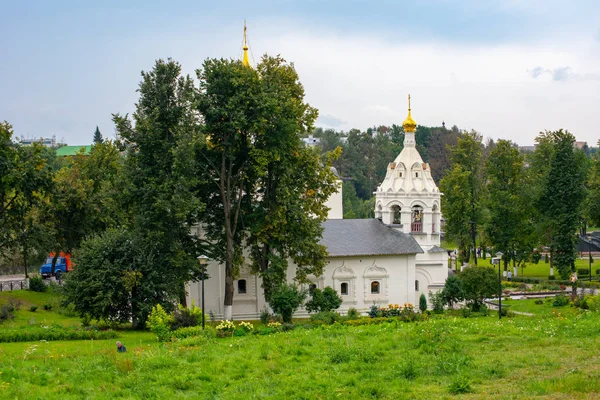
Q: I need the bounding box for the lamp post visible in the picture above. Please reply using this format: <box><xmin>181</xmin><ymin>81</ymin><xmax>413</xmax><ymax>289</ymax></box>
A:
<box><xmin>197</xmin><ymin>255</ymin><xmax>209</xmax><ymax>330</ymax></box>
<box><xmin>588</xmin><ymin>236</ymin><xmax>592</xmax><ymax>282</ymax></box>
<box><xmin>493</xmin><ymin>252</ymin><xmax>503</xmax><ymax>320</ymax></box>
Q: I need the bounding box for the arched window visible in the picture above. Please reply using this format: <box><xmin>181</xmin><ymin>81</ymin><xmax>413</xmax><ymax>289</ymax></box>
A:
<box><xmin>391</xmin><ymin>205</ymin><xmax>402</xmax><ymax>224</ymax></box>
<box><xmin>371</xmin><ymin>281</ymin><xmax>380</xmax><ymax>294</ymax></box>
<box><xmin>415</xmin><ymin>280</ymin><xmax>419</xmax><ymax>291</ymax></box>
<box><xmin>411</xmin><ymin>205</ymin><xmax>423</xmax><ymax>232</ymax></box>
<box><xmin>237</xmin><ymin>279</ymin><xmax>247</xmax><ymax>294</ymax></box>
<box><xmin>309</xmin><ymin>283</ymin><xmax>317</xmax><ymax>295</ymax></box>
<box><xmin>341</xmin><ymin>282</ymin><xmax>349</xmax><ymax>295</ymax></box>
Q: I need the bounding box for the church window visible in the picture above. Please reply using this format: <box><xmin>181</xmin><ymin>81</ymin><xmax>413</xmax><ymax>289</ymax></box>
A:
<box><xmin>415</xmin><ymin>172</ymin><xmax>419</xmax><ymax>178</ymax></box>
<box><xmin>371</xmin><ymin>281</ymin><xmax>380</xmax><ymax>294</ymax></box>
<box><xmin>399</xmin><ymin>171</ymin><xmax>403</xmax><ymax>177</ymax></box>
<box><xmin>415</xmin><ymin>280</ymin><xmax>419</xmax><ymax>291</ymax></box>
<box><xmin>391</xmin><ymin>205</ymin><xmax>401</xmax><ymax>224</ymax></box>
<box><xmin>341</xmin><ymin>282</ymin><xmax>349</xmax><ymax>295</ymax></box>
<box><xmin>237</xmin><ymin>279</ymin><xmax>247</xmax><ymax>294</ymax></box>
<box><xmin>309</xmin><ymin>283</ymin><xmax>317</xmax><ymax>295</ymax></box>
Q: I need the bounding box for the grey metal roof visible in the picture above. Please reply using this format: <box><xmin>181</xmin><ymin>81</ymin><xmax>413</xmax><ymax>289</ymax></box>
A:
<box><xmin>320</xmin><ymin>219</ymin><xmax>423</xmax><ymax>257</ymax></box>
<box><xmin>428</xmin><ymin>245</ymin><xmax>448</xmax><ymax>253</ymax></box>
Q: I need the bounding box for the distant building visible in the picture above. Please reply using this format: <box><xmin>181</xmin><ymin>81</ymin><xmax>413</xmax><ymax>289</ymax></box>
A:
<box><xmin>302</xmin><ymin>134</ymin><xmax>321</xmax><ymax>147</ymax></box>
<box><xmin>19</xmin><ymin>136</ymin><xmax>57</xmax><ymax>147</ymax></box>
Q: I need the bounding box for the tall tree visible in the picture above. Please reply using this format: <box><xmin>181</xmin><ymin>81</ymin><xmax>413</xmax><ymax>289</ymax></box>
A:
<box><xmin>439</xmin><ymin>131</ymin><xmax>484</xmax><ymax>265</ymax></box>
<box><xmin>195</xmin><ymin>58</ymin><xmax>263</xmax><ymax>320</ymax></box>
<box><xmin>538</xmin><ymin>130</ymin><xmax>587</xmax><ymax>280</ymax></box>
<box><xmin>93</xmin><ymin>126</ymin><xmax>103</xmax><ymax>144</ymax></box>
<box><xmin>246</xmin><ymin>55</ymin><xmax>338</xmax><ymax>301</ymax></box>
<box><xmin>484</xmin><ymin>140</ymin><xmax>531</xmax><ymax>272</ymax></box>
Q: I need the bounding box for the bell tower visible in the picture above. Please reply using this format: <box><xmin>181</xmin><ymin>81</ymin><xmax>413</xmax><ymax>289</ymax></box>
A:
<box><xmin>374</xmin><ymin>95</ymin><xmax>442</xmax><ymax>250</ymax></box>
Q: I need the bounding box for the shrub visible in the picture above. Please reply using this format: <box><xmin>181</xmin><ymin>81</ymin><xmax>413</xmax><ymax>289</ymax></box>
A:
<box><xmin>548</xmin><ymin>275</ymin><xmax>555</xmax><ymax>280</ymax></box>
<box><xmin>215</xmin><ymin>320</ymin><xmax>236</xmax><ymax>337</ymax></box>
<box><xmin>577</xmin><ymin>268</ymin><xmax>590</xmax><ymax>277</ymax></box>
<box><xmin>441</xmin><ymin>275</ymin><xmax>464</xmax><ymax>308</ymax></box>
<box><xmin>588</xmin><ymin>294</ymin><xmax>600</xmax><ymax>312</ymax></box>
<box><xmin>544</xmin><ymin>253</ymin><xmax>549</xmax><ymax>263</ymax></box>
<box><xmin>310</xmin><ymin>311</ymin><xmax>341</xmax><ymax>325</ymax></box>
<box><xmin>29</xmin><ymin>306</ymin><xmax>38</xmax><ymax>312</ymax></box>
<box><xmin>146</xmin><ymin>304</ymin><xmax>173</xmax><ymax>342</ymax></box>
<box><xmin>171</xmin><ymin>326</ymin><xmax>214</xmax><ymax>340</ymax></box>
<box><xmin>419</xmin><ymin>293</ymin><xmax>428</xmax><ymax>312</ymax></box>
<box><xmin>0</xmin><ymin>326</ymin><xmax>117</xmax><ymax>343</ymax></box>
<box><xmin>268</xmin><ymin>284</ymin><xmax>307</xmax><ymax>323</ymax></box>
<box><xmin>170</xmin><ymin>302</ymin><xmax>206</xmax><ymax>330</ymax></box>
<box><xmin>0</xmin><ymin>304</ymin><xmax>16</xmax><ymax>323</ymax></box>
<box><xmin>596</xmin><ymin>268</ymin><xmax>600</xmax><ymax>276</ymax></box>
<box><xmin>430</xmin><ymin>291</ymin><xmax>445</xmax><ymax>313</ymax></box>
<box><xmin>28</xmin><ymin>275</ymin><xmax>47</xmax><ymax>292</ymax></box>
<box><xmin>43</xmin><ymin>304</ymin><xmax>53</xmax><ymax>311</ymax></box>
<box><xmin>552</xmin><ymin>294</ymin><xmax>570</xmax><ymax>307</ymax></box>
<box><xmin>305</xmin><ymin>287</ymin><xmax>342</xmax><ymax>313</ymax></box>
<box><xmin>534</xmin><ymin>299</ymin><xmax>544</xmax><ymax>305</ymax></box>
<box><xmin>259</xmin><ymin>307</ymin><xmax>271</xmax><ymax>325</ymax></box>
<box><xmin>460</xmin><ymin>266</ymin><xmax>497</xmax><ymax>310</ymax></box>
<box><xmin>368</xmin><ymin>304</ymin><xmax>379</xmax><ymax>318</ymax></box>
<box><xmin>346</xmin><ymin>307</ymin><xmax>360</xmax><ymax>319</ymax></box>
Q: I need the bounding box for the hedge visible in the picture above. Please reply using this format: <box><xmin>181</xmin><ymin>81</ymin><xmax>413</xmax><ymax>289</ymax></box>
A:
<box><xmin>0</xmin><ymin>326</ymin><xmax>118</xmax><ymax>343</ymax></box>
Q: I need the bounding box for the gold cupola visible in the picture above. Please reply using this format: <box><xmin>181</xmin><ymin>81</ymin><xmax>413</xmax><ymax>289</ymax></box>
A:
<box><xmin>242</xmin><ymin>20</ymin><xmax>250</xmax><ymax>67</ymax></box>
<box><xmin>402</xmin><ymin>94</ymin><xmax>417</xmax><ymax>133</ymax></box>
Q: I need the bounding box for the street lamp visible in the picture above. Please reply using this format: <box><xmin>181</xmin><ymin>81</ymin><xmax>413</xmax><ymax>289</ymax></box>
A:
<box><xmin>588</xmin><ymin>236</ymin><xmax>592</xmax><ymax>282</ymax></box>
<box><xmin>197</xmin><ymin>255</ymin><xmax>209</xmax><ymax>330</ymax></box>
<box><xmin>492</xmin><ymin>252</ymin><xmax>503</xmax><ymax>320</ymax></box>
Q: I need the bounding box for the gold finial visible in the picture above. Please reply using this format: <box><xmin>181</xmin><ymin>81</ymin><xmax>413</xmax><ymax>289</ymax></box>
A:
<box><xmin>402</xmin><ymin>94</ymin><xmax>417</xmax><ymax>133</ymax></box>
<box><xmin>242</xmin><ymin>20</ymin><xmax>250</xmax><ymax>67</ymax></box>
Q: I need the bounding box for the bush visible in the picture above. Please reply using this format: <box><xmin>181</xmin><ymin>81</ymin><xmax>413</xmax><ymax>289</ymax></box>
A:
<box><xmin>29</xmin><ymin>306</ymin><xmax>38</xmax><ymax>312</ymax></box>
<box><xmin>577</xmin><ymin>268</ymin><xmax>590</xmax><ymax>277</ymax></box>
<box><xmin>552</xmin><ymin>294</ymin><xmax>571</xmax><ymax>307</ymax></box>
<box><xmin>596</xmin><ymin>268</ymin><xmax>600</xmax><ymax>276</ymax></box>
<box><xmin>588</xmin><ymin>294</ymin><xmax>600</xmax><ymax>312</ymax></box>
<box><xmin>449</xmin><ymin>375</ymin><xmax>472</xmax><ymax>395</ymax></box>
<box><xmin>43</xmin><ymin>304</ymin><xmax>53</xmax><ymax>311</ymax></box>
<box><xmin>430</xmin><ymin>291</ymin><xmax>445</xmax><ymax>313</ymax></box>
<box><xmin>269</xmin><ymin>284</ymin><xmax>307</xmax><ymax>323</ymax></box>
<box><xmin>544</xmin><ymin>253</ymin><xmax>549</xmax><ymax>263</ymax></box>
<box><xmin>441</xmin><ymin>275</ymin><xmax>465</xmax><ymax>308</ymax></box>
<box><xmin>548</xmin><ymin>275</ymin><xmax>555</xmax><ymax>280</ymax></box>
<box><xmin>346</xmin><ymin>307</ymin><xmax>360</xmax><ymax>319</ymax></box>
<box><xmin>310</xmin><ymin>311</ymin><xmax>341</xmax><ymax>325</ymax></box>
<box><xmin>28</xmin><ymin>275</ymin><xmax>47</xmax><ymax>292</ymax></box>
<box><xmin>215</xmin><ymin>320</ymin><xmax>236</xmax><ymax>337</ymax></box>
<box><xmin>534</xmin><ymin>299</ymin><xmax>544</xmax><ymax>305</ymax></box>
<box><xmin>146</xmin><ymin>304</ymin><xmax>172</xmax><ymax>342</ymax></box>
<box><xmin>170</xmin><ymin>302</ymin><xmax>206</xmax><ymax>330</ymax></box>
<box><xmin>0</xmin><ymin>304</ymin><xmax>16</xmax><ymax>323</ymax></box>
<box><xmin>0</xmin><ymin>325</ymin><xmax>118</xmax><ymax>343</ymax></box>
<box><xmin>305</xmin><ymin>287</ymin><xmax>342</xmax><ymax>313</ymax></box>
<box><xmin>259</xmin><ymin>307</ymin><xmax>271</xmax><ymax>325</ymax></box>
<box><xmin>460</xmin><ymin>266</ymin><xmax>497</xmax><ymax>310</ymax></box>
<box><xmin>419</xmin><ymin>293</ymin><xmax>428</xmax><ymax>312</ymax></box>
<box><xmin>171</xmin><ymin>326</ymin><xmax>214</xmax><ymax>340</ymax></box>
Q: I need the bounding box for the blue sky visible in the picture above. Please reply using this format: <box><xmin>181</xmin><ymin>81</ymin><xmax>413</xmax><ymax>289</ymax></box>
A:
<box><xmin>2</xmin><ymin>0</ymin><xmax>600</xmax><ymax>145</ymax></box>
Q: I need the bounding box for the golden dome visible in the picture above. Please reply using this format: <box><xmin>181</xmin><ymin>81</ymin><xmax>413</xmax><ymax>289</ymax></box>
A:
<box><xmin>402</xmin><ymin>94</ymin><xmax>417</xmax><ymax>133</ymax></box>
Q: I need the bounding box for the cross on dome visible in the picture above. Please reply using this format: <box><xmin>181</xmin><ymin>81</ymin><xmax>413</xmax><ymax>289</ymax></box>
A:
<box><xmin>402</xmin><ymin>94</ymin><xmax>417</xmax><ymax>133</ymax></box>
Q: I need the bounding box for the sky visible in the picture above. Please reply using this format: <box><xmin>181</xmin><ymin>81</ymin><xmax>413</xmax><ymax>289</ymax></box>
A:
<box><xmin>1</xmin><ymin>0</ymin><xmax>600</xmax><ymax>146</ymax></box>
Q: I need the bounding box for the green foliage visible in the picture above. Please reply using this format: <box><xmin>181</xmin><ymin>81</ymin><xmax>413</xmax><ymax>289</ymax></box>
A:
<box><xmin>28</xmin><ymin>275</ymin><xmax>47</xmax><ymax>292</ymax></box>
<box><xmin>577</xmin><ymin>268</ymin><xmax>590</xmax><ymax>276</ymax></box>
<box><xmin>0</xmin><ymin>325</ymin><xmax>117</xmax><ymax>343</ymax></box>
<box><xmin>309</xmin><ymin>311</ymin><xmax>342</xmax><ymax>325</ymax></box>
<box><xmin>552</xmin><ymin>294</ymin><xmax>571</xmax><ymax>307</ymax></box>
<box><xmin>92</xmin><ymin>126</ymin><xmax>103</xmax><ymax>145</ymax></box>
<box><xmin>545</xmin><ymin>253</ymin><xmax>549</xmax><ymax>263</ymax></box>
<box><xmin>29</xmin><ymin>305</ymin><xmax>38</xmax><ymax>312</ymax></box>
<box><xmin>439</xmin><ymin>131</ymin><xmax>484</xmax><ymax>265</ymax></box>
<box><xmin>448</xmin><ymin>375</ymin><xmax>473</xmax><ymax>395</ymax></box>
<box><xmin>430</xmin><ymin>291</ymin><xmax>445</xmax><ymax>313</ymax></box>
<box><xmin>0</xmin><ymin>301</ymin><xmax>18</xmax><ymax>322</ymax></box>
<box><xmin>460</xmin><ymin>266</ymin><xmax>497</xmax><ymax>310</ymax></box>
<box><xmin>441</xmin><ymin>275</ymin><xmax>464</xmax><ymax>308</ymax></box>
<box><xmin>268</xmin><ymin>284</ymin><xmax>307</xmax><ymax>323</ymax></box>
<box><xmin>548</xmin><ymin>275</ymin><xmax>555</xmax><ymax>280</ymax></box>
<box><xmin>146</xmin><ymin>304</ymin><xmax>173</xmax><ymax>342</ymax></box>
<box><xmin>346</xmin><ymin>307</ymin><xmax>360</xmax><ymax>319</ymax></box>
<box><xmin>305</xmin><ymin>286</ymin><xmax>343</xmax><ymax>313</ymax></box>
<box><xmin>419</xmin><ymin>293</ymin><xmax>428</xmax><ymax>312</ymax></box>
<box><xmin>43</xmin><ymin>303</ymin><xmax>52</xmax><ymax>311</ymax></box>
<box><xmin>588</xmin><ymin>294</ymin><xmax>600</xmax><ymax>312</ymax></box>
<box><xmin>170</xmin><ymin>302</ymin><xmax>205</xmax><ymax>330</ymax></box>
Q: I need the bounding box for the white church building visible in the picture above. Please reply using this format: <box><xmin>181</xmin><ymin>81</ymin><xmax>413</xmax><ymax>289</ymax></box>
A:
<box><xmin>186</xmin><ymin>98</ymin><xmax>448</xmax><ymax>319</ymax></box>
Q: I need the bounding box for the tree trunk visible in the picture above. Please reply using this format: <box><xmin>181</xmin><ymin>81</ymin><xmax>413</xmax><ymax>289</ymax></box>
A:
<box><xmin>50</xmin><ymin>253</ymin><xmax>58</xmax><ymax>277</ymax></box>
<box><xmin>470</xmin><ymin>223</ymin><xmax>477</xmax><ymax>266</ymax></box>
<box><xmin>223</xmin><ymin>235</ymin><xmax>234</xmax><ymax>321</ymax></box>
<box><xmin>23</xmin><ymin>242</ymin><xmax>29</xmax><ymax>279</ymax></box>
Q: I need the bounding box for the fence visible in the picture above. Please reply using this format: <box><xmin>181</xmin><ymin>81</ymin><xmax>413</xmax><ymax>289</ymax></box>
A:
<box><xmin>0</xmin><ymin>279</ymin><xmax>28</xmax><ymax>291</ymax></box>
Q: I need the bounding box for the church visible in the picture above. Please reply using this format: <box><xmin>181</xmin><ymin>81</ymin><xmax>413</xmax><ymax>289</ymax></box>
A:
<box><xmin>186</xmin><ymin>99</ymin><xmax>449</xmax><ymax>319</ymax></box>
<box><xmin>185</xmin><ymin>25</ymin><xmax>448</xmax><ymax>319</ymax></box>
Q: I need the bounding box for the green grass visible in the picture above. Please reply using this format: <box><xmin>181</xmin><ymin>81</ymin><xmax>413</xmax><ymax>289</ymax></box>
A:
<box><xmin>0</xmin><ymin>290</ymin><xmax>80</xmax><ymax>328</ymax></box>
<box><xmin>477</xmin><ymin>258</ymin><xmax>598</xmax><ymax>279</ymax></box>
<box><xmin>2</xmin><ymin>300</ymin><xmax>600</xmax><ymax>398</ymax></box>
<box><xmin>501</xmin><ymin>298</ymin><xmax>580</xmax><ymax>317</ymax></box>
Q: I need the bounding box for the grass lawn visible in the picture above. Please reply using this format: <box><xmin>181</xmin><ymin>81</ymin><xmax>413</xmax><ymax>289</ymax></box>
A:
<box><xmin>0</xmin><ymin>290</ymin><xmax>80</xmax><ymax>328</ymax></box>
<box><xmin>2</xmin><ymin>291</ymin><xmax>600</xmax><ymax>398</ymax></box>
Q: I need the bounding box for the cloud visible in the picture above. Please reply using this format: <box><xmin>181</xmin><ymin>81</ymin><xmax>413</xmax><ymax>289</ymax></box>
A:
<box><xmin>317</xmin><ymin>114</ymin><xmax>345</xmax><ymax>128</ymax></box>
<box><xmin>528</xmin><ymin>66</ymin><xmax>600</xmax><ymax>82</ymax></box>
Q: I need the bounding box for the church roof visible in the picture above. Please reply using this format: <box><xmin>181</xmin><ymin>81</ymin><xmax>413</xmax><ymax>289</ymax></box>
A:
<box><xmin>320</xmin><ymin>219</ymin><xmax>423</xmax><ymax>257</ymax></box>
<box><xmin>428</xmin><ymin>245</ymin><xmax>447</xmax><ymax>253</ymax></box>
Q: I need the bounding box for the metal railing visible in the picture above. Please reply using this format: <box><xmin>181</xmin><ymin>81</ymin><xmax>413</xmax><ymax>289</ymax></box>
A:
<box><xmin>0</xmin><ymin>279</ymin><xmax>27</xmax><ymax>291</ymax></box>
<box><xmin>411</xmin><ymin>222</ymin><xmax>423</xmax><ymax>232</ymax></box>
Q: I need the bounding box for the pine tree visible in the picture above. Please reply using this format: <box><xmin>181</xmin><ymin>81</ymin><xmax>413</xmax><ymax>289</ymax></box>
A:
<box><xmin>93</xmin><ymin>126</ymin><xmax>103</xmax><ymax>144</ymax></box>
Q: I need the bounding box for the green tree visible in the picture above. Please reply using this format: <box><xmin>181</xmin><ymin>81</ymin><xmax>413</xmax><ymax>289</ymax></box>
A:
<box><xmin>440</xmin><ymin>131</ymin><xmax>484</xmax><ymax>265</ymax></box>
<box><xmin>484</xmin><ymin>140</ymin><xmax>532</xmax><ymax>273</ymax></box>
<box><xmin>459</xmin><ymin>266</ymin><xmax>497</xmax><ymax>310</ymax></box>
<box><xmin>269</xmin><ymin>283</ymin><xmax>307</xmax><ymax>323</ymax></box>
<box><xmin>93</xmin><ymin>126</ymin><xmax>103</xmax><ymax>145</ymax></box>
<box><xmin>305</xmin><ymin>287</ymin><xmax>343</xmax><ymax>313</ymax></box>
<box><xmin>441</xmin><ymin>275</ymin><xmax>465</xmax><ymax>308</ymax></box>
<box><xmin>538</xmin><ymin>130</ymin><xmax>587</xmax><ymax>280</ymax></box>
<box><xmin>246</xmin><ymin>55</ymin><xmax>338</xmax><ymax>302</ymax></box>
<box><xmin>195</xmin><ymin>58</ymin><xmax>262</xmax><ymax>320</ymax></box>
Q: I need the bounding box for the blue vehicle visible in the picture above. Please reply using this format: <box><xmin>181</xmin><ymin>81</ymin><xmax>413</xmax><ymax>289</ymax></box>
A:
<box><xmin>39</xmin><ymin>253</ymin><xmax>72</xmax><ymax>279</ymax></box>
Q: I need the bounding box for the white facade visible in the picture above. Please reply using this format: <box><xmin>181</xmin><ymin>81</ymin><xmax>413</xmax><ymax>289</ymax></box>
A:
<box><xmin>187</xmin><ymin>101</ymin><xmax>448</xmax><ymax>319</ymax></box>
